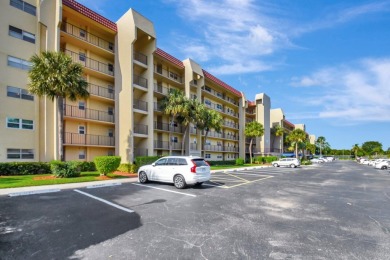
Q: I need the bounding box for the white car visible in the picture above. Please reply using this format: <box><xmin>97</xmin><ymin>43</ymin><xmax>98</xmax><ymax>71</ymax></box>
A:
<box><xmin>375</xmin><ymin>160</ymin><xmax>389</xmax><ymax>170</ymax></box>
<box><xmin>272</xmin><ymin>158</ymin><xmax>300</xmax><ymax>168</ymax></box>
<box><xmin>137</xmin><ymin>156</ymin><xmax>211</xmax><ymax>189</ymax></box>
<box><xmin>310</xmin><ymin>158</ymin><xmax>324</xmax><ymax>164</ymax></box>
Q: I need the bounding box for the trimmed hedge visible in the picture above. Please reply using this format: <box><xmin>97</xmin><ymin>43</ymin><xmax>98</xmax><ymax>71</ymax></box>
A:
<box><xmin>94</xmin><ymin>156</ymin><xmax>121</xmax><ymax>175</ymax></box>
<box><xmin>75</xmin><ymin>161</ymin><xmax>96</xmax><ymax>172</ymax></box>
<box><xmin>235</xmin><ymin>158</ymin><xmax>245</xmax><ymax>166</ymax></box>
<box><xmin>117</xmin><ymin>163</ymin><xmax>138</xmax><ymax>173</ymax></box>
<box><xmin>0</xmin><ymin>162</ymin><xmax>51</xmax><ymax>176</ymax></box>
<box><xmin>50</xmin><ymin>161</ymin><xmax>81</xmax><ymax>178</ymax></box>
<box><xmin>206</xmin><ymin>160</ymin><xmax>236</xmax><ymax>166</ymax></box>
<box><xmin>135</xmin><ymin>156</ymin><xmax>161</xmax><ymax>167</ymax></box>
<box><xmin>253</xmin><ymin>156</ymin><xmax>278</xmax><ymax>164</ymax></box>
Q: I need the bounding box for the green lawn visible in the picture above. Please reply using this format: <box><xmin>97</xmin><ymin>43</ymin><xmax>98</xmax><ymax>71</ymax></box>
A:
<box><xmin>0</xmin><ymin>172</ymin><xmax>131</xmax><ymax>189</ymax></box>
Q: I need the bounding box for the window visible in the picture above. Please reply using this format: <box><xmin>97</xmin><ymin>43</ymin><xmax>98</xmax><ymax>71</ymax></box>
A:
<box><xmin>217</xmin><ymin>155</ymin><xmax>223</xmax><ymax>159</ymax></box>
<box><xmin>7</xmin><ymin>86</ymin><xmax>34</xmax><ymax>101</ymax></box>
<box><xmin>108</xmin><ymin>42</ymin><xmax>114</xmax><ymax>51</ymax></box>
<box><xmin>205</xmin><ymin>99</ymin><xmax>211</xmax><ymax>106</ymax></box>
<box><xmin>78</xmin><ymin>101</ymin><xmax>85</xmax><ymax>110</ymax></box>
<box><xmin>9</xmin><ymin>26</ymin><xmax>35</xmax><ymax>43</ymax></box>
<box><xmin>7</xmin><ymin>117</ymin><xmax>33</xmax><ymax>130</ymax></box>
<box><xmin>79</xmin><ymin>29</ymin><xmax>86</xmax><ymax>38</ymax></box>
<box><xmin>79</xmin><ymin>150</ymin><xmax>86</xmax><ymax>159</ymax></box>
<box><xmin>177</xmin><ymin>158</ymin><xmax>187</xmax><ymax>165</ymax></box>
<box><xmin>108</xmin><ymin>107</ymin><xmax>114</xmax><ymax>115</ymax></box>
<box><xmin>205</xmin><ymin>154</ymin><xmax>211</xmax><ymax>159</ymax></box>
<box><xmin>216</xmin><ymin>92</ymin><xmax>222</xmax><ymax>98</ymax></box>
<box><xmin>108</xmin><ymin>64</ymin><xmax>114</xmax><ymax>73</ymax></box>
<box><xmin>216</xmin><ymin>104</ymin><xmax>222</xmax><ymax>111</ymax></box>
<box><xmin>8</xmin><ymin>56</ymin><xmax>31</xmax><ymax>70</ymax></box>
<box><xmin>169</xmin><ymin>71</ymin><xmax>178</xmax><ymax>80</ymax></box>
<box><xmin>205</xmin><ymin>86</ymin><xmax>211</xmax><ymax>92</ymax></box>
<box><xmin>7</xmin><ymin>148</ymin><xmax>34</xmax><ymax>159</ymax></box>
<box><xmin>79</xmin><ymin>52</ymin><xmax>86</xmax><ymax>62</ymax></box>
<box><xmin>108</xmin><ymin>85</ymin><xmax>114</xmax><ymax>94</ymax></box>
<box><xmin>172</xmin><ymin>136</ymin><xmax>178</xmax><ymax>143</ymax></box>
<box><xmin>108</xmin><ymin>129</ymin><xmax>114</xmax><ymax>137</ymax></box>
<box><xmin>155</xmin><ymin>158</ymin><xmax>168</xmax><ymax>166</ymax></box>
<box><xmin>78</xmin><ymin>126</ymin><xmax>85</xmax><ymax>135</ymax></box>
<box><xmin>10</xmin><ymin>0</ymin><xmax>36</xmax><ymax>16</ymax></box>
<box><xmin>156</xmin><ymin>64</ymin><xmax>162</xmax><ymax>74</ymax></box>
<box><xmin>167</xmin><ymin>158</ymin><xmax>178</xmax><ymax>165</ymax></box>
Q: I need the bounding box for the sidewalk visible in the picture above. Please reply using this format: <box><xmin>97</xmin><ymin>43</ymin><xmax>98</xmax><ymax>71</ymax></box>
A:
<box><xmin>0</xmin><ymin>165</ymin><xmax>271</xmax><ymax>196</ymax></box>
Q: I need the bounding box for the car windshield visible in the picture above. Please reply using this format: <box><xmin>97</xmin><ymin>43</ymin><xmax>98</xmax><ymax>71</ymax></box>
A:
<box><xmin>192</xmin><ymin>159</ymin><xmax>208</xmax><ymax>167</ymax></box>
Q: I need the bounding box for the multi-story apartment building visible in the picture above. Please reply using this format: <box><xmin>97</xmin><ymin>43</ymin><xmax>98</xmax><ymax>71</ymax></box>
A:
<box><xmin>0</xmin><ymin>0</ymin><xmax>313</xmax><ymax>163</ymax></box>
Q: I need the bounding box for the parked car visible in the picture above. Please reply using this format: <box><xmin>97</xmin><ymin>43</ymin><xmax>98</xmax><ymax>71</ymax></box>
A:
<box><xmin>310</xmin><ymin>158</ymin><xmax>324</xmax><ymax>164</ymax></box>
<box><xmin>272</xmin><ymin>158</ymin><xmax>300</xmax><ymax>168</ymax></box>
<box><xmin>137</xmin><ymin>156</ymin><xmax>211</xmax><ymax>189</ymax></box>
<box><xmin>374</xmin><ymin>160</ymin><xmax>389</xmax><ymax>170</ymax></box>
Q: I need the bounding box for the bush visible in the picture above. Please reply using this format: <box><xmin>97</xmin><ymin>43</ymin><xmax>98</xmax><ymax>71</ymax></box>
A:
<box><xmin>135</xmin><ymin>156</ymin><xmax>160</xmax><ymax>167</ymax></box>
<box><xmin>235</xmin><ymin>158</ymin><xmax>245</xmax><ymax>166</ymax></box>
<box><xmin>117</xmin><ymin>163</ymin><xmax>138</xmax><ymax>173</ymax></box>
<box><xmin>0</xmin><ymin>162</ymin><xmax>51</xmax><ymax>176</ymax></box>
<box><xmin>94</xmin><ymin>156</ymin><xmax>121</xmax><ymax>175</ymax></box>
<box><xmin>75</xmin><ymin>161</ymin><xmax>96</xmax><ymax>172</ymax></box>
<box><xmin>301</xmin><ymin>160</ymin><xmax>312</xmax><ymax>165</ymax></box>
<box><xmin>265</xmin><ymin>156</ymin><xmax>278</xmax><ymax>163</ymax></box>
<box><xmin>206</xmin><ymin>160</ymin><xmax>236</xmax><ymax>166</ymax></box>
<box><xmin>50</xmin><ymin>161</ymin><xmax>81</xmax><ymax>178</ymax></box>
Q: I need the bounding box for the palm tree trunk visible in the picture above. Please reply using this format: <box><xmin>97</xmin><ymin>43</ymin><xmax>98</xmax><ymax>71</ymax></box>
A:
<box><xmin>203</xmin><ymin>130</ymin><xmax>209</xmax><ymax>158</ymax></box>
<box><xmin>57</xmin><ymin>96</ymin><xmax>64</xmax><ymax>161</ymax></box>
<box><xmin>181</xmin><ymin>126</ymin><xmax>188</xmax><ymax>155</ymax></box>
<box><xmin>295</xmin><ymin>143</ymin><xmax>298</xmax><ymax>159</ymax></box>
<box><xmin>249</xmin><ymin>138</ymin><xmax>253</xmax><ymax>164</ymax></box>
<box><xmin>169</xmin><ymin>115</ymin><xmax>173</xmax><ymax>155</ymax></box>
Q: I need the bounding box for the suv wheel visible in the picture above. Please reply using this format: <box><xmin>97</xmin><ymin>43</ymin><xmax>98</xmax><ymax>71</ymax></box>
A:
<box><xmin>174</xmin><ymin>174</ymin><xmax>186</xmax><ymax>189</ymax></box>
<box><xmin>381</xmin><ymin>166</ymin><xmax>388</xmax><ymax>170</ymax></box>
<box><xmin>273</xmin><ymin>163</ymin><xmax>279</xmax><ymax>167</ymax></box>
<box><xmin>290</xmin><ymin>164</ymin><xmax>297</xmax><ymax>168</ymax></box>
<box><xmin>139</xmin><ymin>171</ymin><xmax>148</xmax><ymax>183</ymax></box>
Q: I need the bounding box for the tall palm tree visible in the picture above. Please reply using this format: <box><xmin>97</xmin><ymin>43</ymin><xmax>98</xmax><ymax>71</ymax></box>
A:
<box><xmin>161</xmin><ymin>89</ymin><xmax>186</xmax><ymax>155</ymax></box>
<box><xmin>245</xmin><ymin>121</ymin><xmax>264</xmax><ymax>164</ymax></box>
<box><xmin>177</xmin><ymin>98</ymin><xmax>199</xmax><ymax>155</ymax></box>
<box><xmin>28</xmin><ymin>51</ymin><xmax>89</xmax><ymax>161</ymax></box>
<box><xmin>351</xmin><ymin>144</ymin><xmax>360</xmax><ymax>158</ymax></box>
<box><xmin>271</xmin><ymin>125</ymin><xmax>284</xmax><ymax>153</ymax></box>
<box><xmin>316</xmin><ymin>136</ymin><xmax>329</xmax><ymax>156</ymax></box>
<box><xmin>287</xmin><ymin>129</ymin><xmax>307</xmax><ymax>159</ymax></box>
<box><xmin>195</xmin><ymin>107</ymin><xmax>223</xmax><ymax>158</ymax></box>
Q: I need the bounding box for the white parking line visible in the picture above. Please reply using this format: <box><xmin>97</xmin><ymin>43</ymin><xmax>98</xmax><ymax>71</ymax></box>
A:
<box><xmin>132</xmin><ymin>183</ymin><xmax>197</xmax><ymax>197</ymax></box>
<box><xmin>202</xmin><ymin>183</ymin><xmax>226</xmax><ymax>188</ymax></box>
<box><xmin>74</xmin><ymin>189</ymin><xmax>134</xmax><ymax>213</ymax></box>
<box><xmin>8</xmin><ymin>189</ymin><xmax>61</xmax><ymax>197</ymax></box>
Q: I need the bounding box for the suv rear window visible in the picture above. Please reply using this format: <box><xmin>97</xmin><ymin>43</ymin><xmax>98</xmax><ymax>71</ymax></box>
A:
<box><xmin>192</xmin><ymin>159</ymin><xmax>208</xmax><ymax>166</ymax></box>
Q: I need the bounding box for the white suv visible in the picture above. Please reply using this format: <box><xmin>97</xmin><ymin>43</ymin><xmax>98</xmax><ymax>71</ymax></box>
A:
<box><xmin>272</xmin><ymin>158</ymin><xmax>300</xmax><ymax>168</ymax></box>
<box><xmin>138</xmin><ymin>156</ymin><xmax>211</xmax><ymax>189</ymax></box>
<box><xmin>374</xmin><ymin>160</ymin><xmax>389</xmax><ymax>170</ymax></box>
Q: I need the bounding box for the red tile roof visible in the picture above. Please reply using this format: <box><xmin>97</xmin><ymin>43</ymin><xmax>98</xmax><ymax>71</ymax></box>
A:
<box><xmin>203</xmin><ymin>70</ymin><xmax>241</xmax><ymax>97</ymax></box>
<box><xmin>63</xmin><ymin>0</ymin><xmax>117</xmax><ymax>32</ymax></box>
<box><xmin>154</xmin><ymin>48</ymin><xmax>184</xmax><ymax>69</ymax></box>
<box><xmin>247</xmin><ymin>101</ymin><xmax>255</xmax><ymax>106</ymax></box>
<box><xmin>283</xmin><ymin>119</ymin><xmax>295</xmax><ymax>128</ymax></box>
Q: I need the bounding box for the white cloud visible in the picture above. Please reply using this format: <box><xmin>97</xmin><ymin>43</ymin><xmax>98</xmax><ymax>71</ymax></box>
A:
<box><xmin>291</xmin><ymin>58</ymin><xmax>390</xmax><ymax>122</ymax></box>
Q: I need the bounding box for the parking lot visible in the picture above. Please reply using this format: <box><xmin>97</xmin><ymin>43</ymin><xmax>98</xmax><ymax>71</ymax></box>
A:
<box><xmin>1</xmin><ymin>161</ymin><xmax>390</xmax><ymax>259</ymax></box>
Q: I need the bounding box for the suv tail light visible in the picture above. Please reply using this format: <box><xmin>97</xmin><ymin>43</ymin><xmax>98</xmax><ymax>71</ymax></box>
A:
<box><xmin>205</xmin><ymin>161</ymin><xmax>210</xmax><ymax>166</ymax></box>
<box><xmin>190</xmin><ymin>160</ymin><xmax>197</xmax><ymax>173</ymax></box>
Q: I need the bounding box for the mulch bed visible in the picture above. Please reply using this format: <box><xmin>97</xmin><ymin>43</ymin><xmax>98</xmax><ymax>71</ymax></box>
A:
<box><xmin>33</xmin><ymin>176</ymin><xmax>57</xmax><ymax>180</ymax></box>
<box><xmin>113</xmin><ymin>171</ymin><xmax>138</xmax><ymax>178</ymax></box>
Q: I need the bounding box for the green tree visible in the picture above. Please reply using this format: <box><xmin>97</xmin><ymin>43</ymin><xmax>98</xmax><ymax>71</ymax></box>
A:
<box><xmin>288</xmin><ymin>129</ymin><xmax>307</xmax><ymax>159</ymax></box>
<box><xmin>28</xmin><ymin>51</ymin><xmax>89</xmax><ymax>161</ymax></box>
<box><xmin>316</xmin><ymin>136</ymin><xmax>330</xmax><ymax>156</ymax></box>
<box><xmin>177</xmin><ymin>98</ymin><xmax>201</xmax><ymax>155</ymax></box>
<box><xmin>361</xmin><ymin>141</ymin><xmax>383</xmax><ymax>156</ymax></box>
<box><xmin>271</xmin><ymin>125</ymin><xmax>284</xmax><ymax>153</ymax></box>
<box><xmin>161</xmin><ymin>89</ymin><xmax>186</xmax><ymax>155</ymax></box>
<box><xmin>195</xmin><ymin>107</ymin><xmax>223</xmax><ymax>158</ymax></box>
<box><xmin>351</xmin><ymin>144</ymin><xmax>361</xmax><ymax>158</ymax></box>
<box><xmin>245</xmin><ymin>121</ymin><xmax>264</xmax><ymax>164</ymax></box>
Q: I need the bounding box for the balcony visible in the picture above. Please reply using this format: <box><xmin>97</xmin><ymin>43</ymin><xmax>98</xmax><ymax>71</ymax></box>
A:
<box><xmin>64</xmin><ymin>104</ymin><xmax>114</xmax><ymax>123</ymax></box>
<box><xmin>64</xmin><ymin>132</ymin><xmax>114</xmax><ymax>147</ymax></box>
<box><xmin>134</xmin><ymin>124</ymin><xmax>148</xmax><ymax>135</ymax></box>
<box><xmin>153</xmin><ymin>84</ymin><xmax>170</xmax><ymax>96</ymax></box>
<box><xmin>204</xmin><ymin>145</ymin><xmax>223</xmax><ymax>152</ymax></box>
<box><xmin>154</xmin><ymin>66</ymin><xmax>183</xmax><ymax>84</ymax></box>
<box><xmin>205</xmin><ymin>131</ymin><xmax>223</xmax><ymax>139</ymax></box>
<box><xmin>134</xmin><ymin>147</ymin><xmax>148</xmax><ymax>157</ymax></box>
<box><xmin>223</xmin><ymin>146</ymin><xmax>239</xmax><ymax>152</ymax></box>
<box><xmin>224</xmin><ymin>133</ymin><xmax>238</xmax><ymax>141</ymax></box>
<box><xmin>202</xmin><ymin>86</ymin><xmax>238</xmax><ymax>106</ymax></box>
<box><xmin>134</xmin><ymin>51</ymin><xmax>147</xmax><ymax>65</ymax></box>
<box><xmin>223</xmin><ymin>121</ymin><xmax>239</xmax><ymax>129</ymax></box>
<box><xmin>154</xmin><ymin>102</ymin><xmax>164</xmax><ymax>112</ymax></box>
<box><xmin>154</xmin><ymin>140</ymin><xmax>182</xmax><ymax>150</ymax></box>
<box><xmin>61</xmin><ymin>22</ymin><xmax>114</xmax><ymax>53</ymax></box>
<box><xmin>88</xmin><ymin>83</ymin><xmax>114</xmax><ymax>100</ymax></box>
<box><xmin>64</xmin><ymin>49</ymin><xmax>114</xmax><ymax>77</ymax></box>
<box><xmin>154</xmin><ymin>121</ymin><xmax>183</xmax><ymax>133</ymax></box>
<box><xmin>204</xmin><ymin>101</ymin><xmax>238</xmax><ymax>118</ymax></box>
<box><xmin>133</xmin><ymin>99</ymin><xmax>148</xmax><ymax>112</ymax></box>
<box><xmin>133</xmin><ymin>74</ymin><xmax>148</xmax><ymax>89</ymax></box>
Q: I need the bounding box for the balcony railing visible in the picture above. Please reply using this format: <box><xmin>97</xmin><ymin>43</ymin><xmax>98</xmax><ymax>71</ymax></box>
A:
<box><xmin>190</xmin><ymin>143</ymin><xmax>197</xmax><ymax>150</ymax></box>
<box><xmin>223</xmin><ymin>121</ymin><xmax>239</xmax><ymax>129</ymax></box>
<box><xmin>154</xmin><ymin>102</ymin><xmax>164</xmax><ymax>112</ymax></box>
<box><xmin>223</xmin><ymin>146</ymin><xmax>239</xmax><ymax>152</ymax></box>
<box><xmin>134</xmin><ymin>147</ymin><xmax>148</xmax><ymax>157</ymax></box>
<box><xmin>224</xmin><ymin>133</ymin><xmax>238</xmax><ymax>141</ymax></box>
<box><xmin>154</xmin><ymin>66</ymin><xmax>183</xmax><ymax>84</ymax></box>
<box><xmin>88</xmin><ymin>83</ymin><xmax>114</xmax><ymax>100</ymax></box>
<box><xmin>61</xmin><ymin>22</ymin><xmax>114</xmax><ymax>53</ymax></box>
<box><xmin>134</xmin><ymin>51</ymin><xmax>147</xmax><ymax>65</ymax></box>
<box><xmin>204</xmin><ymin>145</ymin><xmax>223</xmax><ymax>152</ymax></box>
<box><xmin>64</xmin><ymin>104</ymin><xmax>114</xmax><ymax>123</ymax></box>
<box><xmin>134</xmin><ymin>124</ymin><xmax>148</xmax><ymax>135</ymax></box>
<box><xmin>154</xmin><ymin>140</ymin><xmax>182</xmax><ymax>150</ymax></box>
<box><xmin>153</xmin><ymin>84</ymin><xmax>170</xmax><ymax>96</ymax></box>
<box><xmin>133</xmin><ymin>74</ymin><xmax>148</xmax><ymax>89</ymax></box>
<box><xmin>64</xmin><ymin>132</ymin><xmax>114</xmax><ymax>146</ymax></box>
<box><xmin>64</xmin><ymin>49</ymin><xmax>114</xmax><ymax>76</ymax></box>
<box><xmin>202</xmin><ymin>86</ymin><xmax>238</xmax><ymax>106</ymax></box>
<box><xmin>206</xmin><ymin>131</ymin><xmax>223</xmax><ymax>139</ymax></box>
<box><xmin>154</xmin><ymin>121</ymin><xmax>183</xmax><ymax>133</ymax></box>
<box><xmin>204</xmin><ymin>101</ymin><xmax>238</xmax><ymax>118</ymax></box>
<box><xmin>133</xmin><ymin>99</ymin><xmax>148</xmax><ymax>112</ymax></box>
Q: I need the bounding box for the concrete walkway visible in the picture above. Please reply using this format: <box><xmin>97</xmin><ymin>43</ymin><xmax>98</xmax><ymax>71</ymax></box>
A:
<box><xmin>0</xmin><ymin>165</ymin><xmax>271</xmax><ymax>196</ymax></box>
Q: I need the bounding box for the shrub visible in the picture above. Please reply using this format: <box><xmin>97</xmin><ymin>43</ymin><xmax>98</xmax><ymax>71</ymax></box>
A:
<box><xmin>94</xmin><ymin>156</ymin><xmax>121</xmax><ymax>175</ymax></box>
<box><xmin>117</xmin><ymin>163</ymin><xmax>138</xmax><ymax>173</ymax></box>
<box><xmin>135</xmin><ymin>156</ymin><xmax>160</xmax><ymax>167</ymax></box>
<box><xmin>301</xmin><ymin>160</ymin><xmax>312</xmax><ymax>165</ymax></box>
<box><xmin>265</xmin><ymin>156</ymin><xmax>278</xmax><ymax>163</ymax></box>
<box><xmin>0</xmin><ymin>162</ymin><xmax>51</xmax><ymax>176</ymax></box>
<box><xmin>50</xmin><ymin>161</ymin><xmax>81</xmax><ymax>178</ymax></box>
<box><xmin>75</xmin><ymin>161</ymin><xmax>96</xmax><ymax>172</ymax></box>
<box><xmin>206</xmin><ymin>160</ymin><xmax>236</xmax><ymax>166</ymax></box>
<box><xmin>235</xmin><ymin>158</ymin><xmax>245</xmax><ymax>166</ymax></box>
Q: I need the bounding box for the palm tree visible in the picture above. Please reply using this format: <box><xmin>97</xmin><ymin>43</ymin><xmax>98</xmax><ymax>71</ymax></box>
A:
<box><xmin>316</xmin><ymin>136</ymin><xmax>329</xmax><ymax>156</ymax></box>
<box><xmin>195</xmin><ymin>107</ymin><xmax>223</xmax><ymax>158</ymax></box>
<box><xmin>161</xmin><ymin>89</ymin><xmax>186</xmax><ymax>155</ymax></box>
<box><xmin>177</xmin><ymin>98</ymin><xmax>199</xmax><ymax>155</ymax></box>
<box><xmin>351</xmin><ymin>144</ymin><xmax>360</xmax><ymax>159</ymax></box>
<box><xmin>28</xmin><ymin>51</ymin><xmax>89</xmax><ymax>161</ymax></box>
<box><xmin>245</xmin><ymin>121</ymin><xmax>264</xmax><ymax>164</ymax></box>
<box><xmin>271</xmin><ymin>125</ymin><xmax>284</xmax><ymax>153</ymax></box>
<box><xmin>287</xmin><ymin>129</ymin><xmax>307</xmax><ymax>159</ymax></box>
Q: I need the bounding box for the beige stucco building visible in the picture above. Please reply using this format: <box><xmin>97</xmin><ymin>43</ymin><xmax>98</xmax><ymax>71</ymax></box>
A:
<box><xmin>0</xmin><ymin>0</ymin><xmax>314</xmax><ymax>163</ymax></box>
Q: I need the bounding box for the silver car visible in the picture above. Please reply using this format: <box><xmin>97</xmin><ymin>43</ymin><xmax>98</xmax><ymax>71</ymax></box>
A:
<box><xmin>272</xmin><ymin>158</ymin><xmax>300</xmax><ymax>168</ymax></box>
<box><xmin>138</xmin><ymin>156</ymin><xmax>211</xmax><ymax>189</ymax></box>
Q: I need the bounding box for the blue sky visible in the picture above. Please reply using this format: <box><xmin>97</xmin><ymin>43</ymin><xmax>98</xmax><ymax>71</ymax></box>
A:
<box><xmin>78</xmin><ymin>0</ymin><xmax>390</xmax><ymax>150</ymax></box>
